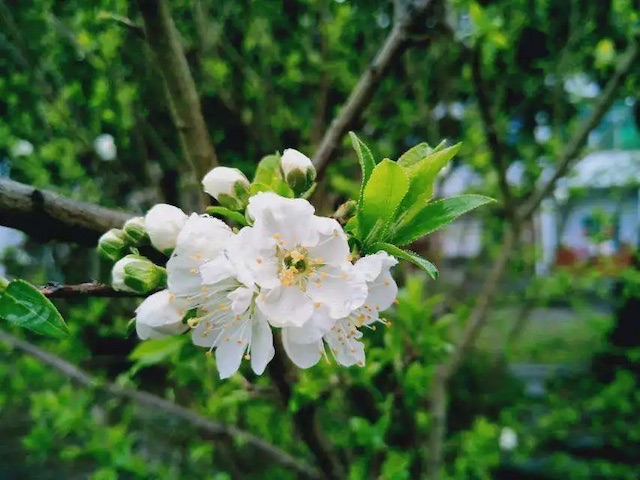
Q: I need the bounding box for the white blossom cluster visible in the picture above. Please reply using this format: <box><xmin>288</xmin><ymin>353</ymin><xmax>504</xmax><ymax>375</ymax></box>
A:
<box><xmin>110</xmin><ymin>151</ymin><xmax>398</xmax><ymax>379</ymax></box>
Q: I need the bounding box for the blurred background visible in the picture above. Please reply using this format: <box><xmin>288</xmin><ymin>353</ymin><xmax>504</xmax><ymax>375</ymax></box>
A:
<box><xmin>1</xmin><ymin>0</ymin><xmax>639</xmax><ymax>479</ymax></box>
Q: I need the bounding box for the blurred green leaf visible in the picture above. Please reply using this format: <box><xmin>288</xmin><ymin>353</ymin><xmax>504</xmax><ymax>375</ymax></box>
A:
<box><xmin>0</xmin><ymin>280</ymin><xmax>69</xmax><ymax>338</ymax></box>
<box><xmin>129</xmin><ymin>335</ymin><xmax>186</xmax><ymax>368</ymax></box>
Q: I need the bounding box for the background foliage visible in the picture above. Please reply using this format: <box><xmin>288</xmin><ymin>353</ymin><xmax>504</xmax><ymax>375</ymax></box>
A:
<box><xmin>0</xmin><ymin>0</ymin><xmax>639</xmax><ymax>478</ymax></box>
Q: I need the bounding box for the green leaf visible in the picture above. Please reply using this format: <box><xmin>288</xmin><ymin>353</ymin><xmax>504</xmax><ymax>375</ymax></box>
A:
<box><xmin>391</xmin><ymin>194</ymin><xmax>495</xmax><ymax>247</ymax></box>
<box><xmin>397</xmin><ymin>142</ymin><xmax>431</xmax><ymax>168</ymax></box>
<box><xmin>394</xmin><ymin>143</ymin><xmax>462</xmax><ymax>230</ymax></box>
<box><xmin>130</xmin><ymin>335</ymin><xmax>186</xmax><ymax>367</ymax></box>
<box><xmin>205</xmin><ymin>206</ymin><xmax>249</xmax><ymax>226</ymax></box>
<box><xmin>349</xmin><ymin>132</ymin><xmax>376</xmax><ymax>205</ymax></box>
<box><xmin>358</xmin><ymin>159</ymin><xmax>409</xmax><ymax>246</ymax></box>
<box><xmin>372</xmin><ymin>242</ymin><xmax>439</xmax><ymax>280</ymax></box>
<box><xmin>0</xmin><ymin>280</ymin><xmax>69</xmax><ymax>338</ymax></box>
<box><xmin>252</xmin><ymin>154</ymin><xmax>294</xmax><ymax>197</ymax></box>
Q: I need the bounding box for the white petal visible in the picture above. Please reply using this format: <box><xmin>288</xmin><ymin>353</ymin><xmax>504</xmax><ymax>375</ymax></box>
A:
<box><xmin>216</xmin><ymin>338</ymin><xmax>248</xmax><ymax>379</ymax></box>
<box><xmin>354</xmin><ymin>252</ymin><xmax>398</xmax><ymax>282</ymax></box>
<box><xmin>215</xmin><ymin>315</ymin><xmax>252</xmax><ymax>379</ymax></box>
<box><xmin>226</xmin><ymin>226</ymin><xmax>277</xmax><ymax>288</ymax></box>
<box><xmin>167</xmin><ymin>214</ymin><xmax>233</xmax><ymax>296</ymax></box>
<box><xmin>257</xmin><ymin>285</ymin><xmax>314</xmax><ymax>327</ymax></box>
<box><xmin>136</xmin><ymin>322</ymin><xmax>164</xmax><ymax>340</ymax></box>
<box><xmin>200</xmin><ymin>256</ymin><xmax>236</xmax><ymax>285</ymax></box>
<box><xmin>306</xmin><ymin>217</ymin><xmax>350</xmax><ymax>265</ymax></box>
<box><xmin>282</xmin><ymin>328</ymin><xmax>323</xmax><ymax>368</ymax></box>
<box><xmin>247</xmin><ymin>193</ymin><xmax>318</xmax><ymax>249</ymax></box>
<box><xmin>228</xmin><ymin>286</ymin><xmax>255</xmax><ymax>314</ymax></box>
<box><xmin>324</xmin><ymin>319</ymin><xmax>365</xmax><ymax>367</ymax></box>
<box><xmin>306</xmin><ymin>265</ymin><xmax>367</xmax><ymax>319</ymax></box>
<box><xmin>285</xmin><ymin>307</ymin><xmax>335</xmax><ymax>344</ymax></box>
<box><xmin>135</xmin><ymin>290</ymin><xmax>188</xmax><ymax>339</ymax></box>
<box><xmin>250</xmin><ymin>313</ymin><xmax>275</xmax><ymax>375</ymax></box>
<box><xmin>365</xmin><ymin>270</ymin><xmax>398</xmax><ymax>312</ymax></box>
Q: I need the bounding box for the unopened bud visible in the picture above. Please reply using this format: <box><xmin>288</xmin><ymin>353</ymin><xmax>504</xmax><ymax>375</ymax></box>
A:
<box><xmin>112</xmin><ymin>254</ymin><xmax>167</xmax><ymax>294</ymax></box>
<box><xmin>202</xmin><ymin>167</ymin><xmax>250</xmax><ymax>211</ymax></box>
<box><xmin>123</xmin><ymin>216</ymin><xmax>148</xmax><ymax>246</ymax></box>
<box><xmin>145</xmin><ymin>204</ymin><xmax>188</xmax><ymax>254</ymax></box>
<box><xmin>281</xmin><ymin>149</ymin><xmax>316</xmax><ymax>194</ymax></box>
<box><xmin>98</xmin><ymin>229</ymin><xmax>128</xmax><ymax>262</ymax></box>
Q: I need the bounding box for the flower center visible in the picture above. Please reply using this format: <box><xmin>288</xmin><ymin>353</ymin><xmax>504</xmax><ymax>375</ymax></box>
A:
<box><xmin>277</xmin><ymin>248</ymin><xmax>319</xmax><ymax>287</ymax></box>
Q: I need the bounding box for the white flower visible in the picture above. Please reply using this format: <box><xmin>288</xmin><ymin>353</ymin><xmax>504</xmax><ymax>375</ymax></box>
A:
<box><xmin>165</xmin><ymin>214</ymin><xmax>272</xmax><ymax>378</ymax></box>
<box><xmin>12</xmin><ymin>139</ymin><xmax>34</xmax><ymax>157</ymax></box>
<box><xmin>190</xmin><ymin>255</ymin><xmax>274</xmax><ymax>379</ymax></box>
<box><xmin>241</xmin><ymin>192</ymin><xmax>367</xmax><ymax>328</ymax></box>
<box><xmin>202</xmin><ymin>166</ymin><xmax>250</xmax><ymax>210</ymax></box>
<box><xmin>94</xmin><ymin>133</ymin><xmax>117</xmax><ymax>161</ymax></box>
<box><xmin>166</xmin><ymin>213</ymin><xmax>234</xmax><ymax>298</ymax></box>
<box><xmin>281</xmin><ymin>149</ymin><xmax>316</xmax><ymax>193</ymax></box>
<box><xmin>145</xmin><ymin>204</ymin><xmax>188</xmax><ymax>254</ymax></box>
<box><xmin>282</xmin><ymin>251</ymin><xmax>398</xmax><ymax>368</ymax></box>
<box><xmin>135</xmin><ymin>289</ymin><xmax>189</xmax><ymax>339</ymax></box>
<box><xmin>499</xmin><ymin>427</ymin><xmax>518</xmax><ymax>451</ymax></box>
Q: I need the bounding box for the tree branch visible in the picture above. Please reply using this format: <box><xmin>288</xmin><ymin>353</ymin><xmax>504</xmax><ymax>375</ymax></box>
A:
<box><xmin>426</xmin><ymin>228</ymin><xmax>516</xmax><ymax>480</ymax></box>
<box><xmin>0</xmin><ymin>179</ymin><xmax>132</xmax><ymax>246</ymax></box>
<box><xmin>471</xmin><ymin>47</ymin><xmax>514</xmax><ymax>211</ymax></box>
<box><xmin>312</xmin><ymin>0</ymin><xmax>434</xmax><ymax>177</ymax></box>
<box><xmin>518</xmin><ymin>40</ymin><xmax>639</xmax><ymax>221</ymax></box>
<box><xmin>136</xmin><ymin>0</ymin><xmax>218</xmax><ymax>183</ymax></box>
<box><xmin>0</xmin><ymin>329</ymin><xmax>320</xmax><ymax>479</ymax></box>
<box><xmin>425</xmin><ymin>39</ymin><xmax>639</xmax><ymax>479</ymax></box>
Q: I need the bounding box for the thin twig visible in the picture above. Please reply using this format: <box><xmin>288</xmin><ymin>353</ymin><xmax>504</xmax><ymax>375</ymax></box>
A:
<box><xmin>98</xmin><ymin>11</ymin><xmax>145</xmax><ymax>38</ymax></box>
<box><xmin>39</xmin><ymin>282</ymin><xmax>150</xmax><ymax>298</ymax></box>
<box><xmin>0</xmin><ymin>329</ymin><xmax>320</xmax><ymax>479</ymax></box>
<box><xmin>312</xmin><ymin>0</ymin><xmax>434</xmax><ymax>178</ymax></box>
<box><xmin>471</xmin><ymin>47</ymin><xmax>514</xmax><ymax>212</ymax></box>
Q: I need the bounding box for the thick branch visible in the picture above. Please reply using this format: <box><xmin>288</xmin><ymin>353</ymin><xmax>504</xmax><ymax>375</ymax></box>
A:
<box><xmin>0</xmin><ymin>329</ymin><xmax>319</xmax><ymax>479</ymax></box>
<box><xmin>0</xmin><ymin>179</ymin><xmax>132</xmax><ymax>245</ymax></box>
<box><xmin>137</xmin><ymin>0</ymin><xmax>218</xmax><ymax>182</ymax></box>
<box><xmin>312</xmin><ymin>0</ymin><xmax>433</xmax><ymax>177</ymax></box>
<box><xmin>518</xmin><ymin>40</ymin><xmax>639</xmax><ymax>221</ymax></box>
<box><xmin>471</xmin><ymin>47</ymin><xmax>514</xmax><ymax>211</ymax></box>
